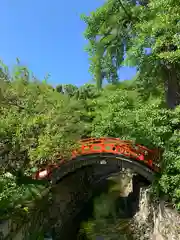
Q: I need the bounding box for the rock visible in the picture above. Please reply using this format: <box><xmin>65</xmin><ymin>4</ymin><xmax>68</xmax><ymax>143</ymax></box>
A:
<box><xmin>130</xmin><ymin>187</ymin><xmax>180</xmax><ymax>240</ymax></box>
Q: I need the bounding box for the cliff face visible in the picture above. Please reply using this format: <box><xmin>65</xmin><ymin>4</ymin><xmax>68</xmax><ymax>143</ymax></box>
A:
<box><xmin>131</xmin><ymin>187</ymin><xmax>180</xmax><ymax>240</ymax></box>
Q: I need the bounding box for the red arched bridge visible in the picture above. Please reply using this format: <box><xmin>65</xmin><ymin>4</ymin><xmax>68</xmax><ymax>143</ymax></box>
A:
<box><xmin>35</xmin><ymin>138</ymin><xmax>161</xmax><ymax>183</ymax></box>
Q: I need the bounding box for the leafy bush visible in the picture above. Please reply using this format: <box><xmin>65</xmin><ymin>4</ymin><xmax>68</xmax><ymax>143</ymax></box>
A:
<box><xmin>0</xmin><ymin>69</ymin><xmax>84</xmax><ymax>173</ymax></box>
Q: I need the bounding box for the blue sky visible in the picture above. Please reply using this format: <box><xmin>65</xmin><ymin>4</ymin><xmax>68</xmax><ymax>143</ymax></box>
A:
<box><xmin>0</xmin><ymin>0</ymin><xmax>136</xmax><ymax>87</ymax></box>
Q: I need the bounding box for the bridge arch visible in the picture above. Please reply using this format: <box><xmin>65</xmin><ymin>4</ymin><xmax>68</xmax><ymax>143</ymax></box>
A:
<box><xmin>51</xmin><ymin>153</ymin><xmax>154</xmax><ymax>183</ymax></box>
<box><xmin>35</xmin><ymin>138</ymin><xmax>160</xmax><ymax>183</ymax></box>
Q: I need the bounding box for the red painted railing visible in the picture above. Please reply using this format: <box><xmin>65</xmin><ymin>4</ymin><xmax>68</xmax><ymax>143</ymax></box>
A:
<box><xmin>35</xmin><ymin>138</ymin><xmax>161</xmax><ymax>179</ymax></box>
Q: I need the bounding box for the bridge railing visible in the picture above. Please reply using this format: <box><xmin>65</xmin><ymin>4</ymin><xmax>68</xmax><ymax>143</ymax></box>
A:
<box><xmin>73</xmin><ymin>138</ymin><xmax>160</xmax><ymax>166</ymax></box>
<box><xmin>35</xmin><ymin>138</ymin><xmax>161</xmax><ymax>180</ymax></box>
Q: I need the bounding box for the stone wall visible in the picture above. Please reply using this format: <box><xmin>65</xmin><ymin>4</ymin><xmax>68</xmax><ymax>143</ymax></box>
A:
<box><xmin>130</xmin><ymin>187</ymin><xmax>180</xmax><ymax>240</ymax></box>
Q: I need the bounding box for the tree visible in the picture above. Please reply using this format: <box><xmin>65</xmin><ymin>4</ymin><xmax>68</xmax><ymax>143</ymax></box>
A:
<box><xmin>56</xmin><ymin>84</ymin><xmax>78</xmax><ymax>97</ymax></box>
<box><xmin>82</xmin><ymin>0</ymin><xmax>180</xmax><ymax>108</ymax></box>
<box><xmin>77</xmin><ymin>83</ymin><xmax>99</xmax><ymax>100</ymax></box>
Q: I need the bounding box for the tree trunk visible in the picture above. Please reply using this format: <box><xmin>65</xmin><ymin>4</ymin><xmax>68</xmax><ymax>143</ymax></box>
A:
<box><xmin>164</xmin><ymin>64</ymin><xmax>180</xmax><ymax>109</ymax></box>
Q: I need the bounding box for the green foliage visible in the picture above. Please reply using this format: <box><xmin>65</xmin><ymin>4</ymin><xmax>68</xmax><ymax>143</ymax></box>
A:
<box><xmin>0</xmin><ymin>62</ymin><xmax>85</xmax><ymax>215</ymax></box>
<box><xmin>56</xmin><ymin>83</ymin><xmax>78</xmax><ymax>97</ymax></box>
<box><xmin>0</xmin><ymin>71</ymin><xmax>83</xmax><ymax>173</ymax></box>
<box><xmin>0</xmin><ymin>173</ymin><xmax>46</xmax><ymax>219</ymax></box>
<box><xmin>91</xmin><ymin>88</ymin><xmax>180</xmax><ymax>209</ymax></box>
<box><xmin>82</xmin><ymin>0</ymin><xmax>180</xmax><ymax>108</ymax></box>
